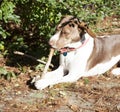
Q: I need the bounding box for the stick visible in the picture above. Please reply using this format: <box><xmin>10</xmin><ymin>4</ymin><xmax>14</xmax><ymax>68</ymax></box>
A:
<box><xmin>41</xmin><ymin>48</ymin><xmax>55</xmax><ymax>78</ymax></box>
<box><xmin>14</xmin><ymin>51</ymin><xmax>53</xmax><ymax>67</ymax></box>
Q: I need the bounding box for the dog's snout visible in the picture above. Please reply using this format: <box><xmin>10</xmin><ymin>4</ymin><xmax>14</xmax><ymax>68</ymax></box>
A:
<box><xmin>49</xmin><ymin>40</ymin><xmax>54</xmax><ymax>46</ymax></box>
<box><xmin>49</xmin><ymin>40</ymin><xmax>57</xmax><ymax>49</ymax></box>
<box><xmin>49</xmin><ymin>31</ymin><xmax>61</xmax><ymax>48</ymax></box>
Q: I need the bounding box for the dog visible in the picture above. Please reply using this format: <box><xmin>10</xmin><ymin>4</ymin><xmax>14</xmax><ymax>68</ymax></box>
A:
<box><xmin>34</xmin><ymin>15</ymin><xmax>120</xmax><ymax>90</ymax></box>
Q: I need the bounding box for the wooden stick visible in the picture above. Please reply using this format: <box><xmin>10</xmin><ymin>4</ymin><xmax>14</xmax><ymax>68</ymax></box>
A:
<box><xmin>41</xmin><ymin>48</ymin><xmax>55</xmax><ymax>78</ymax></box>
<box><xmin>14</xmin><ymin>51</ymin><xmax>53</xmax><ymax>67</ymax></box>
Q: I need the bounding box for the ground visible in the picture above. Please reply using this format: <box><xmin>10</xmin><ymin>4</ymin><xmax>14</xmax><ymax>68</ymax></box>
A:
<box><xmin>0</xmin><ymin>17</ymin><xmax>120</xmax><ymax>112</ymax></box>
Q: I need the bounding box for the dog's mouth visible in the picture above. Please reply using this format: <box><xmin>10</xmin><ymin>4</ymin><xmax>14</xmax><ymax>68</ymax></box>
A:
<box><xmin>49</xmin><ymin>44</ymin><xmax>76</xmax><ymax>54</ymax></box>
<box><xmin>50</xmin><ymin>41</ymin><xmax>83</xmax><ymax>54</ymax></box>
<box><xmin>59</xmin><ymin>47</ymin><xmax>75</xmax><ymax>53</ymax></box>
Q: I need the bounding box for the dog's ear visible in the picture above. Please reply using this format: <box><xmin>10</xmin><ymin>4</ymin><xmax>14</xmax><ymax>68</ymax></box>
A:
<box><xmin>57</xmin><ymin>15</ymin><xmax>75</xmax><ymax>29</ymax></box>
<box><xmin>79</xmin><ymin>21</ymin><xmax>96</xmax><ymax>38</ymax></box>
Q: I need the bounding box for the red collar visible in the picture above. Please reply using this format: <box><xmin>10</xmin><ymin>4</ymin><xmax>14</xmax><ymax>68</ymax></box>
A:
<box><xmin>60</xmin><ymin>37</ymin><xmax>90</xmax><ymax>54</ymax></box>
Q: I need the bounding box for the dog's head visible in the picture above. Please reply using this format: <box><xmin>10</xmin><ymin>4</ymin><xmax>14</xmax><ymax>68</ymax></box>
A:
<box><xmin>49</xmin><ymin>15</ymin><xmax>96</xmax><ymax>51</ymax></box>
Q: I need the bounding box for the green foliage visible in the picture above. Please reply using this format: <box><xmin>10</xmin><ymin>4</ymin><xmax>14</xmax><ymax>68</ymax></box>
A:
<box><xmin>0</xmin><ymin>0</ymin><xmax>119</xmax><ymax>62</ymax></box>
<box><xmin>0</xmin><ymin>67</ymin><xmax>16</xmax><ymax>80</ymax></box>
<box><xmin>84</xmin><ymin>78</ymin><xmax>90</xmax><ymax>85</ymax></box>
<box><xmin>0</xmin><ymin>0</ymin><xmax>20</xmax><ymax>52</ymax></box>
<box><xmin>0</xmin><ymin>26</ymin><xmax>10</xmax><ymax>39</ymax></box>
<box><xmin>17</xmin><ymin>63</ymin><xmax>27</xmax><ymax>73</ymax></box>
<box><xmin>0</xmin><ymin>41</ymin><xmax>4</xmax><ymax>51</ymax></box>
<box><xmin>0</xmin><ymin>0</ymin><xmax>20</xmax><ymax>23</ymax></box>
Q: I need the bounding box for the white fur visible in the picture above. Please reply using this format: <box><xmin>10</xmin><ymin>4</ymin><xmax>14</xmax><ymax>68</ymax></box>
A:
<box><xmin>49</xmin><ymin>31</ymin><xmax>61</xmax><ymax>49</ymax></box>
<box><xmin>86</xmin><ymin>55</ymin><xmax>120</xmax><ymax>76</ymax></box>
<box><xmin>34</xmin><ymin>33</ymin><xmax>120</xmax><ymax>90</ymax></box>
<box><xmin>111</xmin><ymin>68</ymin><xmax>120</xmax><ymax>75</ymax></box>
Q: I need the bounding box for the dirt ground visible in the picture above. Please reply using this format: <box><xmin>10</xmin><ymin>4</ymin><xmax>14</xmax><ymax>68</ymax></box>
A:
<box><xmin>0</xmin><ymin>17</ymin><xmax>120</xmax><ymax>112</ymax></box>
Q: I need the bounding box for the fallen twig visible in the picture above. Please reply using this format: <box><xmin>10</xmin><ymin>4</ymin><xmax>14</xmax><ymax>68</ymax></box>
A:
<box><xmin>14</xmin><ymin>51</ymin><xmax>53</xmax><ymax>67</ymax></box>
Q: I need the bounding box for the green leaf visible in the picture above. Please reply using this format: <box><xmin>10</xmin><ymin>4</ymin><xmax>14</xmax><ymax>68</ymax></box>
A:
<box><xmin>0</xmin><ymin>67</ymin><xmax>7</xmax><ymax>75</ymax></box>
<box><xmin>7</xmin><ymin>71</ymin><xmax>16</xmax><ymax>80</ymax></box>
<box><xmin>84</xmin><ymin>78</ymin><xmax>90</xmax><ymax>84</ymax></box>
<box><xmin>0</xmin><ymin>10</ymin><xmax>2</xmax><ymax>20</ymax></box>
<box><xmin>0</xmin><ymin>44</ymin><xmax>4</xmax><ymax>51</ymax></box>
<box><xmin>6</xmin><ymin>73</ymin><xmax>11</xmax><ymax>80</ymax></box>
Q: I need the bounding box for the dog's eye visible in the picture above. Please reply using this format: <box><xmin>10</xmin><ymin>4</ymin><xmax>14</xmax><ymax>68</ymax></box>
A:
<box><xmin>69</xmin><ymin>23</ymin><xmax>75</xmax><ymax>27</ymax></box>
<box><xmin>74</xmin><ymin>20</ymin><xmax>78</xmax><ymax>24</ymax></box>
<box><xmin>62</xmin><ymin>31</ymin><xmax>68</xmax><ymax>35</ymax></box>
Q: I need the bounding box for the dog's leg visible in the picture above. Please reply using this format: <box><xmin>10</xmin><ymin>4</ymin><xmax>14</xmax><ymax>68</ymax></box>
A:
<box><xmin>34</xmin><ymin>69</ymin><xmax>82</xmax><ymax>90</ymax></box>
<box><xmin>112</xmin><ymin>61</ymin><xmax>120</xmax><ymax>75</ymax></box>
<box><xmin>34</xmin><ymin>65</ymin><xmax>64</xmax><ymax>90</ymax></box>
<box><xmin>111</xmin><ymin>68</ymin><xmax>120</xmax><ymax>76</ymax></box>
<box><xmin>42</xmin><ymin>66</ymin><xmax>64</xmax><ymax>79</ymax></box>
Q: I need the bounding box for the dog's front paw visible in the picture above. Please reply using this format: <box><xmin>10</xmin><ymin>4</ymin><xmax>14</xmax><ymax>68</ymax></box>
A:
<box><xmin>34</xmin><ymin>79</ymin><xmax>50</xmax><ymax>90</ymax></box>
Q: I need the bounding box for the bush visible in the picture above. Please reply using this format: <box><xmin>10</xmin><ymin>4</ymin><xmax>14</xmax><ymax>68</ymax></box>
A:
<box><xmin>0</xmin><ymin>0</ymin><xmax>20</xmax><ymax>52</ymax></box>
<box><xmin>0</xmin><ymin>0</ymin><xmax>120</xmax><ymax>56</ymax></box>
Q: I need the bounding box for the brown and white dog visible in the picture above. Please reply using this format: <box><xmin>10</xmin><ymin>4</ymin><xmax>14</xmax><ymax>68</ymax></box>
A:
<box><xmin>34</xmin><ymin>15</ymin><xmax>120</xmax><ymax>90</ymax></box>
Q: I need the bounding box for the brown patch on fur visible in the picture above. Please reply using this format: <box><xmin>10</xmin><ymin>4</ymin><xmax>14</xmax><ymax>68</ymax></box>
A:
<box><xmin>57</xmin><ymin>16</ymin><xmax>96</xmax><ymax>38</ymax></box>
<box><xmin>87</xmin><ymin>35</ymin><xmax>120</xmax><ymax>70</ymax></box>
<box><xmin>56</xmin><ymin>15</ymin><xmax>75</xmax><ymax>30</ymax></box>
<box><xmin>78</xmin><ymin>21</ymin><xmax>96</xmax><ymax>38</ymax></box>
